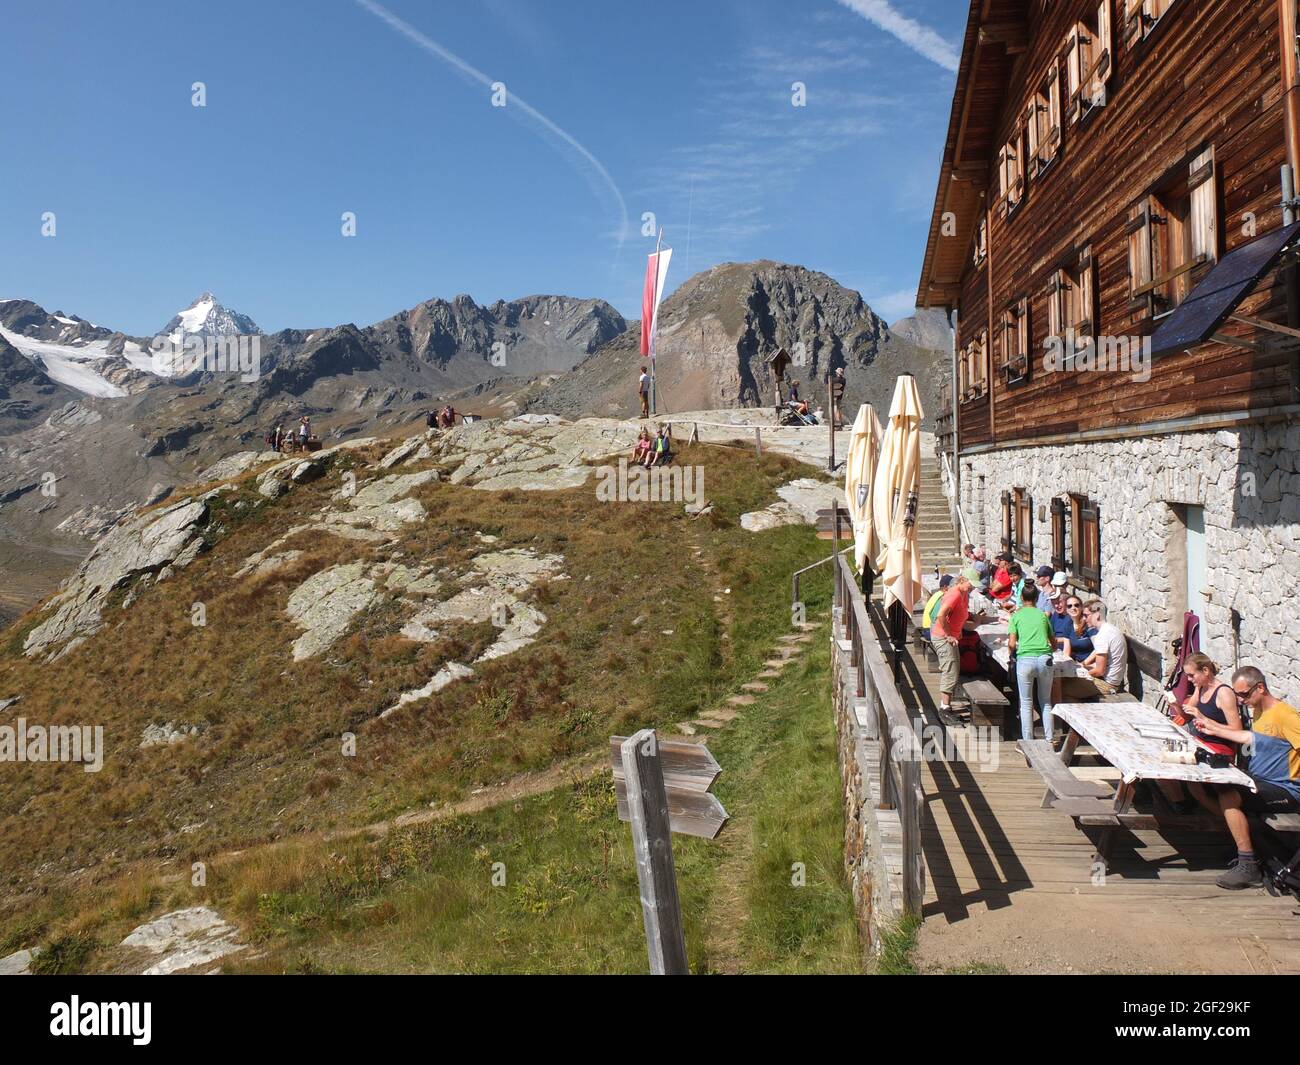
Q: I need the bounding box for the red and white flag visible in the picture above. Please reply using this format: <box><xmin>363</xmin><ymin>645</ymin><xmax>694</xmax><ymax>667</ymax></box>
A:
<box><xmin>639</xmin><ymin>247</ymin><xmax>673</xmax><ymax>357</ymax></box>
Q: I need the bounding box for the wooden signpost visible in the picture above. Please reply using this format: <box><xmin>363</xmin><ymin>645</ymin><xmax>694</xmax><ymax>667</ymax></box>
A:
<box><xmin>611</xmin><ymin>730</ymin><xmax>728</xmax><ymax>974</ymax></box>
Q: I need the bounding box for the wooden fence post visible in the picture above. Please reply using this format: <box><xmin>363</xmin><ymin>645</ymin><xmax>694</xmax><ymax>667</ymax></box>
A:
<box><xmin>620</xmin><ymin>729</ymin><xmax>688</xmax><ymax>975</ymax></box>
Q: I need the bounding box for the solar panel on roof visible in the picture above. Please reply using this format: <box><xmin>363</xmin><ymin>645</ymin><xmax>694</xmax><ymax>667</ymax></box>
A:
<box><xmin>1148</xmin><ymin>220</ymin><xmax>1300</xmax><ymax>358</ymax></box>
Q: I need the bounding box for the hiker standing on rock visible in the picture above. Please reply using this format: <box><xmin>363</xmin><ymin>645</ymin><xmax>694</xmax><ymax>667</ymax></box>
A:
<box><xmin>298</xmin><ymin>416</ymin><xmax>310</xmax><ymax>449</ymax></box>
<box><xmin>638</xmin><ymin>366</ymin><xmax>650</xmax><ymax>418</ymax></box>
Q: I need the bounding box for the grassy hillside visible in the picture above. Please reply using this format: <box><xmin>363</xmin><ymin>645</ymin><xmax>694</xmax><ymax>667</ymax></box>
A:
<box><xmin>0</xmin><ymin>434</ymin><xmax>855</xmax><ymax>970</ymax></box>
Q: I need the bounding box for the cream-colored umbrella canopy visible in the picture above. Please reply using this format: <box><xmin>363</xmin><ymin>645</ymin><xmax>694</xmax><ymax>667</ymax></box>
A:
<box><xmin>870</xmin><ymin>375</ymin><xmax>925</xmax><ymax>614</ymax></box>
<box><xmin>844</xmin><ymin>403</ymin><xmax>882</xmax><ymax>575</ymax></box>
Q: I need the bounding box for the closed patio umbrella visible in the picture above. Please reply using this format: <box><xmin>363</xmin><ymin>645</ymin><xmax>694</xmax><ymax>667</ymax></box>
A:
<box><xmin>870</xmin><ymin>375</ymin><xmax>925</xmax><ymax>673</ymax></box>
<box><xmin>845</xmin><ymin>403</ymin><xmax>882</xmax><ymax>584</ymax></box>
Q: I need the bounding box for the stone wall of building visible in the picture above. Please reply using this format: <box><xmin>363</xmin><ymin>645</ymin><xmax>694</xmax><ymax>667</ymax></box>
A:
<box><xmin>954</xmin><ymin>421</ymin><xmax>1300</xmax><ymax>702</ymax></box>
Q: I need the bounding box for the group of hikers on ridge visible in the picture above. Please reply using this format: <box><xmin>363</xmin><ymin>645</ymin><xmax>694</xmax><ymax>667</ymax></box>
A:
<box><xmin>636</xmin><ymin>362</ymin><xmax>847</xmax><ymax>429</ymax></box>
<box><xmin>265</xmin><ymin>416</ymin><xmax>315</xmax><ymax>453</ymax></box>
<box><xmin>631</xmin><ymin>424</ymin><xmax>674</xmax><ymax>468</ymax></box>
<box><xmin>426</xmin><ymin>404</ymin><xmax>460</xmax><ymax>430</ymax></box>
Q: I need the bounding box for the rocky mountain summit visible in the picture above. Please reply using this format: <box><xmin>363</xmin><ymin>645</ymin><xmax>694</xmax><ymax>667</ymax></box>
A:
<box><xmin>527</xmin><ymin>261</ymin><xmax>948</xmax><ymax>426</ymax></box>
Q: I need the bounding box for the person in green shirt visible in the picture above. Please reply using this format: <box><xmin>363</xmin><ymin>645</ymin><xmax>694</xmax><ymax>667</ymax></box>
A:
<box><xmin>1007</xmin><ymin>584</ymin><xmax>1056</xmax><ymax>741</ymax></box>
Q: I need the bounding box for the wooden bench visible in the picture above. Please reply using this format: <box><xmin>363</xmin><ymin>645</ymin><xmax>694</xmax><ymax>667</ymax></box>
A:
<box><xmin>961</xmin><ymin>678</ymin><xmax>1009</xmax><ymax>732</ymax></box>
<box><xmin>1099</xmin><ymin>691</ymin><xmax>1140</xmax><ymax>704</ymax></box>
<box><xmin>1017</xmin><ymin>739</ymin><xmax>1113</xmax><ymax>809</ymax></box>
<box><xmin>814</xmin><ymin>506</ymin><xmax>853</xmax><ymax>540</ymax></box>
<box><xmin>1263</xmin><ymin>811</ymin><xmax>1300</xmax><ymax>833</ymax></box>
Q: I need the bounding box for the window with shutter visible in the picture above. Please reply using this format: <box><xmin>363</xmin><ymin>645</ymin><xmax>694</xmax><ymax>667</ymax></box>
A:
<box><xmin>1050</xmin><ymin>498</ymin><xmax>1068</xmax><ymax>571</ymax></box>
<box><xmin>977</xmin><ymin>330</ymin><xmax>989</xmax><ymax>396</ymax></box>
<box><xmin>1125</xmin><ymin>152</ymin><xmax>1216</xmax><ymax>316</ymax></box>
<box><xmin>1002</xmin><ymin>298</ymin><xmax>1031</xmax><ymax>386</ymax></box>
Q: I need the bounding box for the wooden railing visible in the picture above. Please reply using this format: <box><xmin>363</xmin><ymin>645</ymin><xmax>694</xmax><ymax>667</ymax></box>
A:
<box><xmin>832</xmin><ymin>554</ymin><xmax>926</xmax><ymax>916</ymax></box>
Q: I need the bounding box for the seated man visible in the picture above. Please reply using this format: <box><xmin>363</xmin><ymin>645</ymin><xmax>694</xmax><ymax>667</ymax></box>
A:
<box><xmin>1057</xmin><ymin>598</ymin><xmax>1127</xmax><ymax>700</ymax></box>
<box><xmin>1193</xmin><ymin>666</ymin><xmax>1300</xmax><ymax>889</ymax></box>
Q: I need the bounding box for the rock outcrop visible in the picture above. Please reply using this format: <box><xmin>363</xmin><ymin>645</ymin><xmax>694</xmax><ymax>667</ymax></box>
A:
<box><xmin>24</xmin><ymin>498</ymin><xmax>210</xmax><ymax>658</ymax></box>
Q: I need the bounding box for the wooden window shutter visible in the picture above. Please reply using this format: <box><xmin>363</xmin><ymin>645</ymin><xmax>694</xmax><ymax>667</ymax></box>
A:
<box><xmin>1078</xmin><ymin>499</ymin><xmax>1102</xmax><ymax>588</ymax></box>
<box><xmin>1096</xmin><ymin>0</ymin><xmax>1114</xmax><ymax>85</ymax></box>
<box><xmin>1077</xmin><ymin>245</ymin><xmax>1096</xmax><ymax>340</ymax></box>
<box><xmin>1045</xmin><ymin>59</ymin><xmax>1063</xmax><ymax>159</ymax></box>
<box><xmin>1011</xmin><ymin>127</ymin><xmax>1025</xmax><ymax>206</ymax></box>
<box><xmin>1017</xmin><ymin>296</ymin><xmax>1030</xmax><ymax>361</ymax></box>
<box><xmin>1002</xmin><ymin>492</ymin><xmax>1013</xmax><ymax>553</ymax></box>
<box><xmin>1189</xmin><ymin>146</ymin><xmax>1218</xmax><ymax>263</ymax></box>
<box><xmin>1127</xmin><ymin>201</ymin><xmax>1153</xmax><ymax>299</ymax></box>
<box><xmin>1046</xmin><ymin>270</ymin><xmax>1065</xmax><ymax>338</ymax></box>
<box><xmin>1050</xmin><ymin>498</ymin><xmax>1068</xmax><ymax>571</ymax></box>
<box><xmin>1065</xmin><ymin>28</ymin><xmax>1082</xmax><ymax>121</ymax></box>
<box><xmin>1025</xmin><ymin>101</ymin><xmax>1041</xmax><ymax>178</ymax></box>
<box><xmin>1123</xmin><ymin>0</ymin><xmax>1144</xmax><ymax>42</ymax></box>
<box><xmin>978</xmin><ymin>331</ymin><xmax>989</xmax><ymax>392</ymax></box>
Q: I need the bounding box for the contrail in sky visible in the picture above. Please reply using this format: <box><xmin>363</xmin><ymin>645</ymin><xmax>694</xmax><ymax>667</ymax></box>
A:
<box><xmin>354</xmin><ymin>0</ymin><xmax>629</xmax><ymax>252</ymax></box>
<box><xmin>834</xmin><ymin>0</ymin><xmax>961</xmax><ymax>73</ymax></box>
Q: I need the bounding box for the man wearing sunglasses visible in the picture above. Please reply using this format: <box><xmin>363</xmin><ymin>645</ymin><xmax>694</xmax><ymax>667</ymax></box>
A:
<box><xmin>1194</xmin><ymin>667</ymin><xmax>1300</xmax><ymax>889</ymax></box>
<box><xmin>1058</xmin><ymin>599</ymin><xmax>1126</xmax><ymax>700</ymax></box>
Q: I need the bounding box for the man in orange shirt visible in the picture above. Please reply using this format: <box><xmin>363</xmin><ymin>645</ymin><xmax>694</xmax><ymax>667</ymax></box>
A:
<box><xmin>931</xmin><ymin>575</ymin><xmax>976</xmax><ymax>717</ymax></box>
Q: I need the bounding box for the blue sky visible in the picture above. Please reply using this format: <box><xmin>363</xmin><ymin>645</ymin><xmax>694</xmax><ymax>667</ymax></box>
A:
<box><xmin>1</xmin><ymin>0</ymin><xmax>963</xmax><ymax>335</ymax></box>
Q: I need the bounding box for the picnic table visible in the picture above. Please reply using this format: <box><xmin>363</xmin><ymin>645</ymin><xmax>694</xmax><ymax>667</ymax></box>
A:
<box><xmin>1025</xmin><ymin>701</ymin><xmax>1256</xmax><ymax>866</ymax></box>
<box><xmin>974</xmin><ymin>619</ymin><xmax>1088</xmax><ymax>679</ymax></box>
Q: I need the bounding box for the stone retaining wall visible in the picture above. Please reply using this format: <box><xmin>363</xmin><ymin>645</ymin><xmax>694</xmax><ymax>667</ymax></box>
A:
<box><xmin>831</xmin><ymin>614</ymin><xmax>904</xmax><ymax>960</ymax></box>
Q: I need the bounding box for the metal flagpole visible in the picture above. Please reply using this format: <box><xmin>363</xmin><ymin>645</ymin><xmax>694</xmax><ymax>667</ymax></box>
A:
<box><xmin>651</xmin><ymin>228</ymin><xmax>664</xmax><ymax>416</ymax></box>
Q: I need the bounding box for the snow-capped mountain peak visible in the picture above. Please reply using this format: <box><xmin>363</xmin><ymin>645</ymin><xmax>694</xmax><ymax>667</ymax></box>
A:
<box><xmin>159</xmin><ymin>293</ymin><xmax>261</xmax><ymax>341</ymax></box>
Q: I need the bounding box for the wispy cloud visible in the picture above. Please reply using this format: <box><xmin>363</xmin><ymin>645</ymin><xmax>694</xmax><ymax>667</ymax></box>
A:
<box><xmin>632</xmin><ymin>35</ymin><xmax>910</xmax><ymax>270</ymax></box>
<box><xmin>353</xmin><ymin>0</ymin><xmax>629</xmax><ymax>250</ymax></box>
<box><xmin>865</xmin><ymin>287</ymin><xmax>917</xmax><ymax>321</ymax></box>
<box><xmin>833</xmin><ymin>0</ymin><xmax>960</xmax><ymax>72</ymax></box>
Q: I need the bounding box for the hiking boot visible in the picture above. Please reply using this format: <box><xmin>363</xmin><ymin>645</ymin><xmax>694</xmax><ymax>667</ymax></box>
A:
<box><xmin>938</xmin><ymin>705</ymin><xmax>968</xmax><ymax>729</ymax></box>
<box><xmin>1216</xmin><ymin>856</ymin><xmax>1263</xmax><ymax>890</ymax></box>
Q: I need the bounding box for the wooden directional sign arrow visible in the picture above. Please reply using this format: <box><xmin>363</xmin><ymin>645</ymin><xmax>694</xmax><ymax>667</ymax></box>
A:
<box><xmin>610</xmin><ymin>735</ymin><xmax>728</xmax><ymax>840</ymax></box>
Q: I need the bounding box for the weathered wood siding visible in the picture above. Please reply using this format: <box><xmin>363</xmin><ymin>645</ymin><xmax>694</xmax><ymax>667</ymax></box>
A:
<box><xmin>957</xmin><ymin>0</ymin><xmax>1290</xmax><ymax>450</ymax></box>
